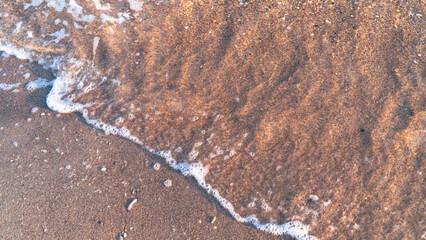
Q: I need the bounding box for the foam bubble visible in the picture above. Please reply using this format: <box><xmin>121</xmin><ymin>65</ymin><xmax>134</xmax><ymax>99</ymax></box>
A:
<box><xmin>0</xmin><ymin>42</ymin><xmax>33</xmax><ymax>60</ymax></box>
<box><xmin>48</xmin><ymin>29</ymin><xmax>69</xmax><ymax>43</ymax></box>
<box><xmin>23</xmin><ymin>0</ymin><xmax>44</xmax><ymax>10</ymax></box>
<box><xmin>127</xmin><ymin>0</ymin><xmax>145</xmax><ymax>11</ymax></box>
<box><xmin>26</xmin><ymin>78</ymin><xmax>53</xmax><ymax>91</ymax></box>
<box><xmin>46</xmin><ymin>60</ymin><xmax>96</xmax><ymax>113</ymax></box>
<box><xmin>188</xmin><ymin>149</ymin><xmax>199</xmax><ymax>161</ymax></box>
<box><xmin>0</xmin><ymin>83</ymin><xmax>21</xmax><ymax>91</ymax></box>
<box><xmin>92</xmin><ymin>0</ymin><xmax>111</xmax><ymax>11</ymax></box>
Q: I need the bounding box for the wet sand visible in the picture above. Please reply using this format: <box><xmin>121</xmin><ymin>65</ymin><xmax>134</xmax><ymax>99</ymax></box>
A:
<box><xmin>0</xmin><ymin>1</ymin><xmax>424</xmax><ymax>239</ymax></box>
<box><xmin>0</xmin><ymin>57</ymin><xmax>284</xmax><ymax>240</ymax></box>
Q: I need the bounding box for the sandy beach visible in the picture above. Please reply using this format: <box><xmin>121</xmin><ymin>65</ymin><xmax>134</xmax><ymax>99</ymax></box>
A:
<box><xmin>1</xmin><ymin>1</ymin><xmax>424</xmax><ymax>239</ymax></box>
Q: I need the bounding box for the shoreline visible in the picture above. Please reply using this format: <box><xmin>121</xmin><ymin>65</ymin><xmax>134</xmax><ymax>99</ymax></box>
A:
<box><xmin>0</xmin><ymin>56</ymin><xmax>284</xmax><ymax>240</ymax></box>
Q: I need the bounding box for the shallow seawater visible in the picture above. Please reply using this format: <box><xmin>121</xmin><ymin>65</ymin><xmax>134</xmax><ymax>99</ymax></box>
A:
<box><xmin>1</xmin><ymin>1</ymin><xmax>424</xmax><ymax>239</ymax></box>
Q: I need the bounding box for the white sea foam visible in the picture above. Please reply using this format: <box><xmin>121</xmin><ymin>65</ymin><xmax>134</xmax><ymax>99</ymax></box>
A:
<box><xmin>100</xmin><ymin>13</ymin><xmax>127</xmax><ymax>25</ymax></box>
<box><xmin>23</xmin><ymin>0</ymin><xmax>44</xmax><ymax>10</ymax></box>
<box><xmin>46</xmin><ymin>59</ymin><xmax>95</xmax><ymax>113</ymax></box>
<box><xmin>92</xmin><ymin>0</ymin><xmax>111</xmax><ymax>11</ymax></box>
<box><xmin>24</xmin><ymin>0</ymin><xmax>94</xmax><ymax>22</ymax></box>
<box><xmin>48</xmin><ymin>29</ymin><xmax>69</xmax><ymax>43</ymax></box>
<box><xmin>0</xmin><ymin>82</ymin><xmax>21</xmax><ymax>91</ymax></box>
<box><xmin>127</xmin><ymin>0</ymin><xmax>145</xmax><ymax>12</ymax></box>
<box><xmin>0</xmin><ymin>42</ymin><xmax>34</xmax><ymax>60</ymax></box>
<box><xmin>26</xmin><ymin>78</ymin><xmax>54</xmax><ymax>91</ymax></box>
<box><xmin>13</xmin><ymin>22</ymin><xmax>23</xmax><ymax>34</ymax></box>
<box><xmin>23</xmin><ymin>73</ymin><xmax>31</xmax><ymax>79</ymax></box>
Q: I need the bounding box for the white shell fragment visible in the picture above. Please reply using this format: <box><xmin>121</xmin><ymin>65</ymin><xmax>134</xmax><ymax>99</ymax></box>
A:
<box><xmin>127</xmin><ymin>198</ymin><xmax>137</xmax><ymax>211</ymax></box>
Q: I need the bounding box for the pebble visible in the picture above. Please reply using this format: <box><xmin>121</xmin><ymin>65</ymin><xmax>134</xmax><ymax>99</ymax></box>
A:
<box><xmin>164</xmin><ymin>179</ymin><xmax>172</xmax><ymax>187</ymax></box>
<box><xmin>153</xmin><ymin>163</ymin><xmax>161</xmax><ymax>171</ymax></box>
<box><xmin>30</xmin><ymin>107</ymin><xmax>39</xmax><ymax>113</ymax></box>
<box><xmin>100</xmin><ymin>166</ymin><xmax>106</xmax><ymax>172</ymax></box>
<box><xmin>12</xmin><ymin>141</ymin><xmax>18</xmax><ymax>147</ymax></box>
<box><xmin>309</xmin><ymin>195</ymin><xmax>319</xmax><ymax>201</ymax></box>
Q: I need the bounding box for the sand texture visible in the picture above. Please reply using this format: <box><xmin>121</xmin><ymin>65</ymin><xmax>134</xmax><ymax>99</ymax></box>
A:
<box><xmin>0</xmin><ymin>0</ymin><xmax>425</xmax><ymax>239</ymax></box>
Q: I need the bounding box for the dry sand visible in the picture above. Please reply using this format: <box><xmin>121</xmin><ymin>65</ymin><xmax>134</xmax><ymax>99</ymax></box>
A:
<box><xmin>0</xmin><ymin>57</ymin><xmax>284</xmax><ymax>240</ymax></box>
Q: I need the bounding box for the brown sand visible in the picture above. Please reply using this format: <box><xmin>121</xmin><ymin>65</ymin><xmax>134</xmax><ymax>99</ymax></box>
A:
<box><xmin>0</xmin><ymin>1</ymin><xmax>425</xmax><ymax>239</ymax></box>
<box><xmin>0</xmin><ymin>57</ymin><xmax>283</xmax><ymax>240</ymax></box>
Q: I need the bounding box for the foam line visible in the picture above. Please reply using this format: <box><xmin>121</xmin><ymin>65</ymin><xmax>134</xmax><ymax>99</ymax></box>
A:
<box><xmin>45</xmin><ymin>68</ymin><xmax>317</xmax><ymax>239</ymax></box>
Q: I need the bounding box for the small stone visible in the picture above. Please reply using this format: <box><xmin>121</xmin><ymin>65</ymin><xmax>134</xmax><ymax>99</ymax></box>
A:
<box><xmin>153</xmin><ymin>163</ymin><xmax>161</xmax><ymax>171</ymax></box>
<box><xmin>309</xmin><ymin>195</ymin><xmax>319</xmax><ymax>201</ymax></box>
<box><xmin>65</xmin><ymin>164</ymin><xmax>71</xmax><ymax>169</ymax></box>
<box><xmin>164</xmin><ymin>179</ymin><xmax>172</xmax><ymax>187</ymax></box>
<box><xmin>30</xmin><ymin>107</ymin><xmax>39</xmax><ymax>113</ymax></box>
<box><xmin>12</xmin><ymin>142</ymin><xmax>18</xmax><ymax>147</ymax></box>
<box><xmin>100</xmin><ymin>166</ymin><xmax>106</xmax><ymax>172</ymax></box>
